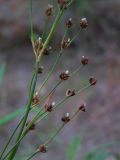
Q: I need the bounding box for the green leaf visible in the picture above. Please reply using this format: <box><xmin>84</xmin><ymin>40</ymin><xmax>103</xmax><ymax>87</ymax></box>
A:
<box><xmin>66</xmin><ymin>137</ymin><xmax>81</xmax><ymax>160</ymax></box>
<box><xmin>0</xmin><ymin>106</ymin><xmax>44</xmax><ymax>126</ymax></box>
<box><xmin>29</xmin><ymin>0</ymin><xmax>35</xmax><ymax>43</ymax></box>
<box><xmin>84</xmin><ymin>149</ymin><xmax>109</xmax><ymax>160</ymax></box>
<box><xmin>0</xmin><ymin>108</ymin><xmax>24</xmax><ymax>126</ymax></box>
<box><xmin>0</xmin><ymin>63</ymin><xmax>6</xmax><ymax>86</ymax></box>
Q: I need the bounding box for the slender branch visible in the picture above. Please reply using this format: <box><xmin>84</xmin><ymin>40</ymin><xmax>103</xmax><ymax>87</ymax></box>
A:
<box><xmin>37</xmin><ymin>51</ymin><xmax>62</xmax><ymax>94</ymax></box>
<box><xmin>0</xmin><ymin>119</ymin><xmax>23</xmax><ymax>159</ymax></box>
<box><xmin>37</xmin><ymin>10</ymin><xmax>64</xmax><ymax>61</ymax></box>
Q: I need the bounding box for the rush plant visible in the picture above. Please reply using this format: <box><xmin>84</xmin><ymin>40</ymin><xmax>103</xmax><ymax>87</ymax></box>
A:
<box><xmin>0</xmin><ymin>0</ymin><xmax>97</xmax><ymax>160</ymax></box>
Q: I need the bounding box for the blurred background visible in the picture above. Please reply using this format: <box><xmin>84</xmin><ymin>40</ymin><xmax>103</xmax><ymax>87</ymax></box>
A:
<box><xmin>0</xmin><ymin>0</ymin><xmax>120</xmax><ymax>160</ymax></box>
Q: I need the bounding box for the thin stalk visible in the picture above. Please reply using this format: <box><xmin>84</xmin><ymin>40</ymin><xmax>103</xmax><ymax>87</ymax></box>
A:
<box><xmin>76</xmin><ymin>83</ymin><xmax>91</xmax><ymax>94</ymax></box>
<box><xmin>36</xmin><ymin>28</ymin><xmax>69</xmax><ymax>96</ymax></box>
<box><xmin>45</xmin><ymin>123</ymin><xmax>65</xmax><ymax>145</ymax></box>
<box><xmin>41</xmin><ymin>18</ymin><xmax>49</xmax><ymax>42</ymax></box>
<box><xmin>37</xmin><ymin>10</ymin><xmax>64</xmax><ymax>61</ymax></box>
<box><xmin>39</xmin><ymin>80</ymin><xmax>62</xmax><ymax>103</ymax></box>
<box><xmin>0</xmin><ymin>119</ymin><xmax>23</xmax><ymax>159</ymax></box>
<box><xmin>26</xmin><ymin>150</ymin><xmax>39</xmax><ymax>160</ymax></box>
<box><xmin>37</xmin><ymin>51</ymin><xmax>62</xmax><ymax>94</ymax></box>
<box><xmin>8</xmin><ymin>61</ymin><xmax>39</xmax><ymax>160</ymax></box>
<box><xmin>69</xmin><ymin>29</ymin><xmax>81</xmax><ymax>46</ymax></box>
<box><xmin>62</xmin><ymin>28</ymin><xmax>68</xmax><ymax>42</ymax></box>
<box><xmin>70</xmin><ymin>65</ymin><xmax>82</xmax><ymax>77</ymax></box>
<box><xmin>30</xmin><ymin>0</ymin><xmax>34</xmax><ymax>44</ymax></box>
<box><xmin>26</xmin><ymin>124</ymin><xmax>65</xmax><ymax>160</ymax></box>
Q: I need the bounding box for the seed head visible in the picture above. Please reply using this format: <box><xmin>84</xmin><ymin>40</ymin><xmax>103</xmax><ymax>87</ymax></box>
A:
<box><xmin>34</xmin><ymin>37</ymin><xmax>43</xmax><ymax>53</ymax></box>
<box><xmin>43</xmin><ymin>46</ymin><xmax>52</xmax><ymax>55</ymax></box>
<box><xmin>81</xmin><ymin>56</ymin><xmax>89</xmax><ymax>65</ymax></box>
<box><xmin>79</xmin><ymin>103</ymin><xmax>86</xmax><ymax>112</ymax></box>
<box><xmin>58</xmin><ymin>0</ymin><xmax>69</xmax><ymax>10</ymax></box>
<box><xmin>66</xmin><ymin>89</ymin><xmax>76</xmax><ymax>97</ymax></box>
<box><xmin>38</xmin><ymin>66</ymin><xmax>44</xmax><ymax>74</ymax></box>
<box><xmin>59</xmin><ymin>70</ymin><xmax>69</xmax><ymax>80</ymax></box>
<box><xmin>45</xmin><ymin>4</ymin><xmax>53</xmax><ymax>17</ymax></box>
<box><xmin>61</xmin><ymin>112</ymin><xmax>70</xmax><ymax>123</ymax></box>
<box><xmin>44</xmin><ymin>102</ymin><xmax>55</xmax><ymax>112</ymax></box>
<box><xmin>80</xmin><ymin>18</ymin><xmax>88</xmax><ymax>28</ymax></box>
<box><xmin>61</xmin><ymin>38</ymin><xmax>71</xmax><ymax>49</ymax></box>
<box><xmin>39</xmin><ymin>144</ymin><xmax>47</xmax><ymax>153</ymax></box>
<box><xmin>89</xmin><ymin>77</ymin><xmax>97</xmax><ymax>86</ymax></box>
<box><xmin>26</xmin><ymin>121</ymin><xmax>36</xmax><ymax>131</ymax></box>
<box><xmin>66</xmin><ymin>18</ymin><xmax>73</xmax><ymax>28</ymax></box>
<box><xmin>32</xmin><ymin>95</ymin><xmax>39</xmax><ymax>105</ymax></box>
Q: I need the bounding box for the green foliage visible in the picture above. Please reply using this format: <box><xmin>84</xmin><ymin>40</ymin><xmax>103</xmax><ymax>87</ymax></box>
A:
<box><xmin>76</xmin><ymin>0</ymin><xmax>89</xmax><ymax>12</ymax></box>
<box><xmin>84</xmin><ymin>149</ymin><xmax>109</xmax><ymax>160</ymax></box>
<box><xmin>66</xmin><ymin>136</ymin><xmax>81</xmax><ymax>160</ymax></box>
<box><xmin>0</xmin><ymin>107</ymin><xmax>45</xmax><ymax>126</ymax></box>
<box><xmin>0</xmin><ymin>63</ymin><xmax>6</xmax><ymax>86</ymax></box>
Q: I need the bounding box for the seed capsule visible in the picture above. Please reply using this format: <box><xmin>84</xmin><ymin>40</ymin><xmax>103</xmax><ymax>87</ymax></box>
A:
<box><xmin>66</xmin><ymin>89</ymin><xmax>76</xmax><ymax>97</ymax></box>
<box><xmin>66</xmin><ymin>18</ymin><xmax>73</xmax><ymax>28</ymax></box>
<box><xmin>34</xmin><ymin>37</ymin><xmax>43</xmax><ymax>53</ymax></box>
<box><xmin>79</xmin><ymin>103</ymin><xmax>86</xmax><ymax>112</ymax></box>
<box><xmin>81</xmin><ymin>56</ymin><xmax>89</xmax><ymax>65</ymax></box>
<box><xmin>59</xmin><ymin>70</ymin><xmax>69</xmax><ymax>80</ymax></box>
<box><xmin>89</xmin><ymin>77</ymin><xmax>97</xmax><ymax>86</ymax></box>
<box><xmin>39</xmin><ymin>144</ymin><xmax>47</xmax><ymax>153</ymax></box>
<box><xmin>26</xmin><ymin>121</ymin><xmax>36</xmax><ymax>131</ymax></box>
<box><xmin>32</xmin><ymin>95</ymin><xmax>39</xmax><ymax>105</ymax></box>
<box><xmin>58</xmin><ymin>0</ymin><xmax>68</xmax><ymax>10</ymax></box>
<box><xmin>43</xmin><ymin>46</ymin><xmax>52</xmax><ymax>55</ymax></box>
<box><xmin>61</xmin><ymin>38</ymin><xmax>71</xmax><ymax>49</ymax></box>
<box><xmin>45</xmin><ymin>4</ymin><xmax>53</xmax><ymax>17</ymax></box>
<box><xmin>44</xmin><ymin>102</ymin><xmax>55</xmax><ymax>112</ymax></box>
<box><xmin>80</xmin><ymin>18</ymin><xmax>88</xmax><ymax>28</ymax></box>
<box><xmin>38</xmin><ymin>66</ymin><xmax>44</xmax><ymax>74</ymax></box>
<box><xmin>61</xmin><ymin>112</ymin><xmax>70</xmax><ymax>123</ymax></box>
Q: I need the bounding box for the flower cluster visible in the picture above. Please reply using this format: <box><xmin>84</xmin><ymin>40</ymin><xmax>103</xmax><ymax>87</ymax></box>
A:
<box><xmin>0</xmin><ymin>1</ymin><xmax>98</xmax><ymax>160</ymax></box>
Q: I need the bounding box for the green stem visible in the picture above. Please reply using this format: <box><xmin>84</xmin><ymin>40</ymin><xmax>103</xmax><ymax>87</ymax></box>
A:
<box><xmin>45</xmin><ymin>123</ymin><xmax>65</xmax><ymax>145</ymax></box>
<box><xmin>0</xmin><ymin>119</ymin><xmax>23</xmax><ymax>159</ymax></box>
<box><xmin>8</xmin><ymin>61</ymin><xmax>39</xmax><ymax>160</ymax></box>
<box><xmin>26</xmin><ymin>124</ymin><xmax>65</xmax><ymax>160</ymax></box>
<box><xmin>69</xmin><ymin>29</ymin><xmax>81</xmax><ymax>46</ymax></box>
<box><xmin>38</xmin><ymin>9</ymin><xmax>64</xmax><ymax>61</ymax></box>
<box><xmin>26</xmin><ymin>150</ymin><xmax>39</xmax><ymax>160</ymax></box>
<box><xmin>37</xmin><ymin>51</ymin><xmax>62</xmax><ymax>94</ymax></box>
<box><xmin>41</xmin><ymin>18</ymin><xmax>49</xmax><ymax>42</ymax></box>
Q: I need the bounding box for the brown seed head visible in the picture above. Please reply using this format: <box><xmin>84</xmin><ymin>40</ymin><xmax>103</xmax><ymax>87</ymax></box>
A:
<box><xmin>61</xmin><ymin>112</ymin><xmax>70</xmax><ymax>123</ymax></box>
<box><xmin>79</xmin><ymin>103</ymin><xmax>86</xmax><ymax>112</ymax></box>
<box><xmin>39</xmin><ymin>144</ymin><xmax>47</xmax><ymax>153</ymax></box>
<box><xmin>43</xmin><ymin>46</ymin><xmax>52</xmax><ymax>55</ymax></box>
<box><xmin>89</xmin><ymin>77</ymin><xmax>97</xmax><ymax>86</ymax></box>
<box><xmin>44</xmin><ymin>102</ymin><xmax>55</xmax><ymax>112</ymax></box>
<box><xmin>32</xmin><ymin>95</ymin><xmax>39</xmax><ymax>105</ymax></box>
<box><xmin>66</xmin><ymin>89</ymin><xmax>76</xmax><ymax>97</ymax></box>
<box><xmin>81</xmin><ymin>56</ymin><xmax>89</xmax><ymax>65</ymax></box>
<box><xmin>58</xmin><ymin>0</ymin><xmax>69</xmax><ymax>10</ymax></box>
<box><xmin>26</xmin><ymin>121</ymin><xmax>36</xmax><ymax>131</ymax></box>
<box><xmin>34</xmin><ymin>37</ymin><xmax>43</xmax><ymax>52</ymax></box>
<box><xmin>45</xmin><ymin>4</ymin><xmax>53</xmax><ymax>17</ymax></box>
<box><xmin>60</xmin><ymin>70</ymin><xmax>69</xmax><ymax>80</ymax></box>
<box><xmin>66</xmin><ymin>18</ymin><xmax>73</xmax><ymax>28</ymax></box>
<box><xmin>80</xmin><ymin>18</ymin><xmax>88</xmax><ymax>28</ymax></box>
<box><xmin>61</xmin><ymin>38</ymin><xmax>70</xmax><ymax>49</ymax></box>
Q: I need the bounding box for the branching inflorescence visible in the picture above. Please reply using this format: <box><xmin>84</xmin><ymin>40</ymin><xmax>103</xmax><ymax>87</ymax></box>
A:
<box><xmin>0</xmin><ymin>0</ymin><xmax>97</xmax><ymax>160</ymax></box>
